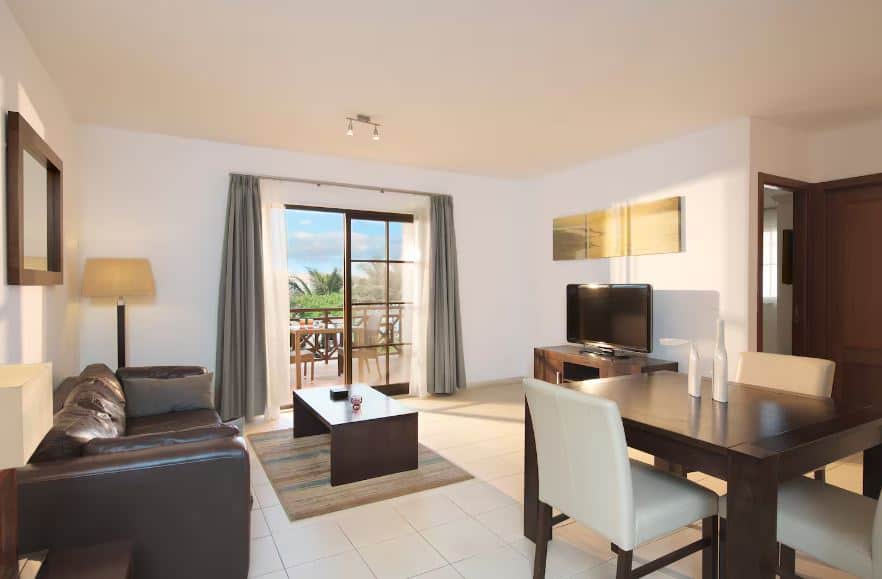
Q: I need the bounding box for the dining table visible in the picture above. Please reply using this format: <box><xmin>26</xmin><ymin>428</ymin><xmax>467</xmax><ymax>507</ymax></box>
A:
<box><xmin>523</xmin><ymin>371</ymin><xmax>882</xmax><ymax>578</ymax></box>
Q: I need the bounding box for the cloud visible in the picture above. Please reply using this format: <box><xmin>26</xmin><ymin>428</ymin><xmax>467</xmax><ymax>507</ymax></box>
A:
<box><xmin>288</xmin><ymin>231</ymin><xmax>343</xmax><ymax>261</ymax></box>
<box><xmin>287</xmin><ymin>228</ymin><xmax>390</xmax><ymax>266</ymax></box>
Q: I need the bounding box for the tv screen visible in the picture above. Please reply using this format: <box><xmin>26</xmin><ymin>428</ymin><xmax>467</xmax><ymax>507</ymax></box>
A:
<box><xmin>566</xmin><ymin>284</ymin><xmax>652</xmax><ymax>353</ymax></box>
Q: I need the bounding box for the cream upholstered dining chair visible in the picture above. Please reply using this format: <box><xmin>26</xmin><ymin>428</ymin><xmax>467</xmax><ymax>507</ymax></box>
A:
<box><xmin>717</xmin><ymin>352</ymin><xmax>836</xmax><ymax>576</ymax></box>
<box><xmin>719</xmin><ymin>477</ymin><xmax>882</xmax><ymax>578</ymax></box>
<box><xmin>736</xmin><ymin>352</ymin><xmax>835</xmax><ymax>480</ymax></box>
<box><xmin>735</xmin><ymin>351</ymin><xmax>835</xmax><ymax>397</ymax></box>
<box><xmin>524</xmin><ymin>378</ymin><xmax>719</xmax><ymax>579</ymax></box>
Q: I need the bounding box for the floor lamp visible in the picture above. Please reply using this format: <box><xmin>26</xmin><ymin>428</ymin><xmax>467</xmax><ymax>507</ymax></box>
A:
<box><xmin>82</xmin><ymin>258</ymin><xmax>156</xmax><ymax>369</ymax></box>
<box><xmin>0</xmin><ymin>363</ymin><xmax>53</xmax><ymax>578</ymax></box>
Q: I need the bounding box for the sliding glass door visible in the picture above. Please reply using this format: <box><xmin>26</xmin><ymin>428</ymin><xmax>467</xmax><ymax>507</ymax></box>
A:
<box><xmin>346</xmin><ymin>212</ymin><xmax>415</xmax><ymax>393</ymax></box>
<box><xmin>286</xmin><ymin>205</ymin><xmax>415</xmax><ymax>394</ymax></box>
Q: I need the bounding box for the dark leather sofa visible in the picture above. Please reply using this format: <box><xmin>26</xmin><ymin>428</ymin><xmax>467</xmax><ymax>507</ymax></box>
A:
<box><xmin>16</xmin><ymin>363</ymin><xmax>250</xmax><ymax>579</ymax></box>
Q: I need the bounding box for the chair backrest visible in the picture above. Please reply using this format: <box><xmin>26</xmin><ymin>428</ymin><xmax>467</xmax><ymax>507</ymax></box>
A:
<box><xmin>524</xmin><ymin>378</ymin><xmax>635</xmax><ymax>549</ymax></box>
<box><xmin>735</xmin><ymin>352</ymin><xmax>835</xmax><ymax>397</ymax></box>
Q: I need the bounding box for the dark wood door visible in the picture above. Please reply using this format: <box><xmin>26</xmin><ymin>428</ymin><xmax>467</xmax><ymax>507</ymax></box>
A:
<box><xmin>824</xmin><ymin>175</ymin><xmax>882</xmax><ymax>404</ymax></box>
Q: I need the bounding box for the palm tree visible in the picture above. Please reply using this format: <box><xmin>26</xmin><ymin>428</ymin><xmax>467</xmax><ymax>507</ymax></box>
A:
<box><xmin>306</xmin><ymin>267</ymin><xmax>343</xmax><ymax>294</ymax></box>
<box><xmin>353</xmin><ymin>262</ymin><xmax>401</xmax><ymax>302</ymax></box>
<box><xmin>289</xmin><ymin>275</ymin><xmax>311</xmax><ymax>296</ymax></box>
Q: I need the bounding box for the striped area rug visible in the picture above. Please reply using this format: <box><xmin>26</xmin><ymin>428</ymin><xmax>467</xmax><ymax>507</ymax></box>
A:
<box><xmin>247</xmin><ymin>429</ymin><xmax>473</xmax><ymax>521</ymax></box>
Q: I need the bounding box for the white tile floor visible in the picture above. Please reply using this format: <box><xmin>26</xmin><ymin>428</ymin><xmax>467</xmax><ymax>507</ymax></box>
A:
<box><xmin>244</xmin><ymin>381</ymin><xmax>862</xmax><ymax>578</ymax></box>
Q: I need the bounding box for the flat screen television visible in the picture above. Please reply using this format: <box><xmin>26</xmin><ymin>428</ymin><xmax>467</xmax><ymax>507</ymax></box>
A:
<box><xmin>566</xmin><ymin>284</ymin><xmax>652</xmax><ymax>354</ymax></box>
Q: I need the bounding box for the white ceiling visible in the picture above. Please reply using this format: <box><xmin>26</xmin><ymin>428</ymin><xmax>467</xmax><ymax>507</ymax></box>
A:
<box><xmin>8</xmin><ymin>0</ymin><xmax>882</xmax><ymax>178</ymax></box>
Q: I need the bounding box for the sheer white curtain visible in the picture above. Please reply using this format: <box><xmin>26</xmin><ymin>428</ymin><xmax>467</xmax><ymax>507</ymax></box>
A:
<box><xmin>408</xmin><ymin>199</ymin><xmax>431</xmax><ymax>397</ymax></box>
<box><xmin>258</xmin><ymin>179</ymin><xmax>431</xmax><ymax>400</ymax></box>
<box><xmin>260</xmin><ymin>187</ymin><xmax>291</xmax><ymax>420</ymax></box>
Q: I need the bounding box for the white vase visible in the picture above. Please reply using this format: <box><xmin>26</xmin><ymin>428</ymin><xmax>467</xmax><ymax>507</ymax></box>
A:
<box><xmin>687</xmin><ymin>343</ymin><xmax>701</xmax><ymax>398</ymax></box>
<box><xmin>712</xmin><ymin>319</ymin><xmax>728</xmax><ymax>403</ymax></box>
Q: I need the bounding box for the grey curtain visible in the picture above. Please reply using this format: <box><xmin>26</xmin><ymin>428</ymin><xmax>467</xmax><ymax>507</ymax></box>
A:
<box><xmin>426</xmin><ymin>195</ymin><xmax>467</xmax><ymax>394</ymax></box>
<box><xmin>215</xmin><ymin>174</ymin><xmax>267</xmax><ymax>420</ymax></box>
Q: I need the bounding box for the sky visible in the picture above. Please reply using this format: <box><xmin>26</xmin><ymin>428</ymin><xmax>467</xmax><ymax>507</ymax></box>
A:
<box><xmin>285</xmin><ymin>209</ymin><xmax>407</xmax><ymax>276</ymax></box>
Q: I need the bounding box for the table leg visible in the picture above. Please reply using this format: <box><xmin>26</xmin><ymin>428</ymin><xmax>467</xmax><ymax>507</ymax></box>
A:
<box><xmin>331</xmin><ymin>414</ymin><xmax>418</xmax><ymax>485</ymax></box>
<box><xmin>294</xmin><ymin>342</ymin><xmax>302</xmax><ymax>390</ymax></box>
<box><xmin>292</xmin><ymin>395</ymin><xmax>328</xmax><ymax>438</ymax></box>
<box><xmin>0</xmin><ymin>469</ymin><xmax>17</xmax><ymax>579</ymax></box>
<box><xmin>725</xmin><ymin>452</ymin><xmax>778</xmax><ymax>578</ymax></box>
<box><xmin>864</xmin><ymin>444</ymin><xmax>882</xmax><ymax>498</ymax></box>
<box><xmin>524</xmin><ymin>399</ymin><xmax>538</xmax><ymax>541</ymax></box>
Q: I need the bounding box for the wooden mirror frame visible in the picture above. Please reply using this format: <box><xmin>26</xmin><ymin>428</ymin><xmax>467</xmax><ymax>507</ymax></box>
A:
<box><xmin>5</xmin><ymin>111</ymin><xmax>63</xmax><ymax>285</ymax></box>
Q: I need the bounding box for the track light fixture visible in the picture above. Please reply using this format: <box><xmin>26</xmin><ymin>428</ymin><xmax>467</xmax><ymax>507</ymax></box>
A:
<box><xmin>345</xmin><ymin>114</ymin><xmax>381</xmax><ymax>141</ymax></box>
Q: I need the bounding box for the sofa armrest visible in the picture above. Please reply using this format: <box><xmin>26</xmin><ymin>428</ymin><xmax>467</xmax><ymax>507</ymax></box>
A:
<box><xmin>83</xmin><ymin>424</ymin><xmax>240</xmax><ymax>455</ymax></box>
<box><xmin>18</xmin><ymin>437</ymin><xmax>250</xmax><ymax>579</ymax></box>
<box><xmin>116</xmin><ymin>365</ymin><xmax>208</xmax><ymax>380</ymax></box>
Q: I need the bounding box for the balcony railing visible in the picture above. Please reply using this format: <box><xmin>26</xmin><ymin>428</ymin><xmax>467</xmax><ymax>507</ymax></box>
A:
<box><xmin>289</xmin><ymin>306</ymin><xmax>405</xmax><ymax>365</ymax></box>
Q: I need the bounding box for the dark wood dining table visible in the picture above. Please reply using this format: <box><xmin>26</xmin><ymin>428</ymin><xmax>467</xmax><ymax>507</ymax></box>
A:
<box><xmin>523</xmin><ymin>371</ymin><xmax>882</xmax><ymax>578</ymax></box>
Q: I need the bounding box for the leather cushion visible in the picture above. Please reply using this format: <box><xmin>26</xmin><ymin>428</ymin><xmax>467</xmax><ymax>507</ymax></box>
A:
<box><xmin>116</xmin><ymin>366</ymin><xmax>207</xmax><ymax>380</ymax></box>
<box><xmin>116</xmin><ymin>366</ymin><xmax>208</xmax><ymax>382</ymax></box>
<box><xmin>126</xmin><ymin>409</ymin><xmax>222</xmax><ymax>436</ymax></box>
<box><xmin>719</xmin><ymin>476</ymin><xmax>874</xmax><ymax>578</ymax></box>
<box><xmin>121</xmin><ymin>373</ymin><xmax>214</xmax><ymax>418</ymax></box>
<box><xmin>83</xmin><ymin>424</ymin><xmax>239</xmax><ymax>455</ymax></box>
<box><xmin>631</xmin><ymin>460</ymin><xmax>718</xmax><ymax>546</ymax></box>
<box><xmin>64</xmin><ymin>378</ymin><xmax>126</xmax><ymax>434</ymax></box>
<box><xmin>53</xmin><ymin>376</ymin><xmax>81</xmax><ymax>414</ymax></box>
<box><xmin>80</xmin><ymin>363</ymin><xmax>126</xmax><ymax>402</ymax></box>
<box><xmin>30</xmin><ymin>405</ymin><xmax>119</xmax><ymax>463</ymax></box>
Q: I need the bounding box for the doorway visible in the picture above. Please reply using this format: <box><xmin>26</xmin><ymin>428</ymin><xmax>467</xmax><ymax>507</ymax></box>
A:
<box><xmin>756</xmin><ymin>172</ymin><xmax>882</xmax><ymax>403</ymax></box>
<box><xmin>346</xmin><ymin>213</ymin><xmax>415</xmax><ymax>394</ymax></box>
<box><xmin>285</xmin><ymin>206</ymin><xmax>415</xmax><ymax>395</ymax></box>
<box><xmin>757</xmin><ymin>173</ymin><xmax>810</xmax><ymax>356</ymax></box>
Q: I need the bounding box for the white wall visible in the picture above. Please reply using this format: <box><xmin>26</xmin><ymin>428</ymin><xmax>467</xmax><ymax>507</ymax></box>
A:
<box><xmin>77</xmin><ymin>126</ymin><xmax>532</xmax><ymax>384</ymax></box>
<box><xmin>0</xmin><ymin>2</ymin><xmax>80</xmax><ymax>383</ymax></box>
<box><xmin>747</xmin><ymin>119</ymin><xmax>812</xmax><ymax>352</ymax></box>
<box><xmin>808</xmin><ymin>118</ymin><xmax>882</xmax><ymax>182</ymax></box>
<box><xmin>528</xmin><ymin>120</ymin><xmax>752</xmax><ymax>377</ymax></box>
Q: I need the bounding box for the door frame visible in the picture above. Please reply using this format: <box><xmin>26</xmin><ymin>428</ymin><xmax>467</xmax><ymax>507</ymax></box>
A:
<box><xmin>756</xmin><ymin>173</ymin><xmax>812</xmax><ymax>353</ymax></box>
<box><xmin>285</xmin><ymin>204</ymin><xmax>415</xmax><ymax>396</ymax></box>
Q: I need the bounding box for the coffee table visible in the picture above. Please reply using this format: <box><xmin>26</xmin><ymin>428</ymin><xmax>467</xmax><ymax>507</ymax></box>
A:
<box><xmin>292</xmin><ymin>384</ymin><xmax>418</xmax><ymax>486</ymax></box>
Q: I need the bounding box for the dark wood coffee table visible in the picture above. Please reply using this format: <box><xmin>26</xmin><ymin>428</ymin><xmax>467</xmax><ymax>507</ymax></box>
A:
<box><xmin>292</xmin><ymin>384</ymin><xmax>418</xmax><ymax>486</ymax></box>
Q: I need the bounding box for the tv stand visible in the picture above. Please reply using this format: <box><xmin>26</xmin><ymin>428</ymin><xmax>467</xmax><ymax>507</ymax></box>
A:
<box><xmin>577</xmin><ymin>345</ymin><xmax>631</xmax><ymax>359</ymax></box>
<box><xmin>534</xmin><ymin>345</ymin><xmax>677</xmax><ymax>384</ymax></box>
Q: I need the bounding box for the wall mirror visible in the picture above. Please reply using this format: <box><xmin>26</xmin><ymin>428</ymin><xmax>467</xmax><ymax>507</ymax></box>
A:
<box><xmin>5</xmin><ymin>111</ymin><xmax>63</xmax><ymax>285</ymax></box>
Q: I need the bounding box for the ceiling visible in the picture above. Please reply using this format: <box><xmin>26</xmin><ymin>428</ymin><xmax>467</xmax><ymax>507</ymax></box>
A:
<box><xmin>8</xmin><ymin>0</ymin><xmax>882</xmax><ymax>178</ymax></box>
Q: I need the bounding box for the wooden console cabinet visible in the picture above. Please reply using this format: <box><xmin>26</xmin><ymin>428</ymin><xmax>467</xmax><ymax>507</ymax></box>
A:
<box><xmin>533</xmin><ymin>345</ymin><xmax>678</xmax><ymax>384</ymax></box>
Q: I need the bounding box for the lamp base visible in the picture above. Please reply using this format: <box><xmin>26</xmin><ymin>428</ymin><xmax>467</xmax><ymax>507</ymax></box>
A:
<box><xmin>0</xmin><ymin>469</ymin><xmax>16</xmax><ymax>579</ymax></box>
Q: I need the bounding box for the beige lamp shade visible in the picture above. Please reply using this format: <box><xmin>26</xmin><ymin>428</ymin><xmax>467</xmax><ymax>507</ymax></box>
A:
<box><xmin>0</xmin><ymin>363</ymin><xmax>53</xmax><ymax>469</ymax></box>
<box><xmin>82</xmin><ymin>258</ymin><xmax>156</xmax><ymax>298</ymax></box>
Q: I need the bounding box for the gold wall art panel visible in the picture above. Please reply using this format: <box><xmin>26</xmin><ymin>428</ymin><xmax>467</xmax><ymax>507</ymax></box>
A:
<box><xmin>587</xmin><ymin>206</ymin><xmax>627</xmax><ymax>258</ymax></box>
<box><xmin>627</xmin><ymin>197</ymin><xmax>682</xmax><ymax>256</ymax></box>
<box><xmin>552</xmin><ymin>196</ymin><xmax>682</xmax><ymax>261</ymax></box>
<box><xmin>552</xmin><ymin>214</ymin><xmax>588</xmax><ymax>260</ymax></box>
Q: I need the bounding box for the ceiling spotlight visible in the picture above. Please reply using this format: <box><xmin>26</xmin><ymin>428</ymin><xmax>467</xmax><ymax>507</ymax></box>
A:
<box><xmin>345</xmin><ymin>114</ymin><xmax>382</xmax><ymax>142</ymax></box>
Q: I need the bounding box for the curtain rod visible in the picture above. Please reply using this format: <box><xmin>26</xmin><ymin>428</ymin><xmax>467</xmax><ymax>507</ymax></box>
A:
<box><xmin>229</xmin><ymin>172</ymin><xmax>439</xmax><ymax>198</ymax></box>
